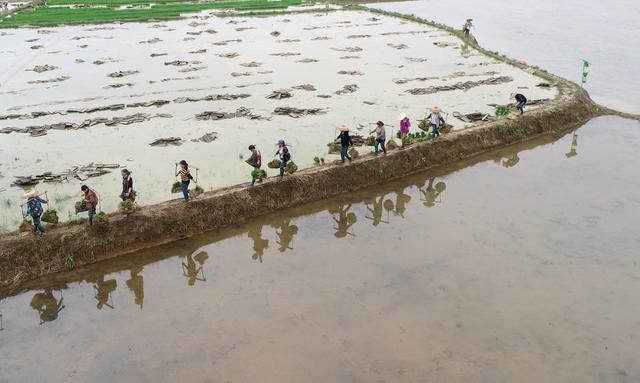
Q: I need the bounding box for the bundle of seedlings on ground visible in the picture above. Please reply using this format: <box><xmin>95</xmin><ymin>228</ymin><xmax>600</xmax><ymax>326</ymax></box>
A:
<box><xmin>118</xmin><ymin>199</ymin><xmax>136</xmax><ymax>213</ymax></box>
<box><xmin>171</xmin><ymin>181</ymin><xmax>182</xmax><ymax>193</ymax></box>
<box><xmin>267</xmin><ymin>159</ymin><xmax>281</xmax><ymax>169</ymax></box>
<box><xmin>95</xmin><ymin>211</ymin><xmax>108</xmax><ymax>224</ymax></box>
<box><xmin>190</xmin><ymin>185</ymin><xmax>205</xmax><ymax>198</ymax></box>
<box><xmin>313</xmin><ymin>157</ymin><xmax>325</xmax><ymax>165</ymax></box>
<box><xmin>286</xmin><ymin>161</ymin><xmax>298</xmax><ymax>174</ymax></box>
<box><xmin>348</xmin><ymin>148</ymin><xmax>360</xmax><ymax>159</ymax></box>
<box><xmin>387</xmin><ymin>140</ymin><xmax>399</xmax><ymax>150</ymax></box>
<box><xmin>19</xmin><ymin>219</ymin><xmax>32</xmax><ymax>232</ymax></box>
<box><xmin>417</xmin><ymin>119</ymin><xmax>429</xmax><ymax>131</ymax></box>
<box><xmin>495</xmin><ymin>105</ymin><xmax>510</xmax><ymax>117</ymax></box>
<box><xmin>75</xmin><ymin>199</ymin><xmax>88</xmax><ymax>213</ymax></box>
<box><xmin>364</xmin><ymin>136</ymin><xmax>375</xmax><ymax>146</ymax></box>
<box><xmin>41</xmin><ymin>209</ymin><xmax>59</xmax><ymax>224</ymax></box>
<box><xmin>251</xmin><ymin>169</ymin><xmax>268</xmax><ymax>181</ymax></box>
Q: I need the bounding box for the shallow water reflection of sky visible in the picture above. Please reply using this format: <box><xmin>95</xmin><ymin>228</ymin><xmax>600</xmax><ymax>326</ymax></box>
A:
<box><xmin>1</xmin><ymin>116</ymin><xmax>639</xmax><ymax>383</ymax></box>
<box><xmin>372</xmin><ymin>0</ymin><xmax>640</xmax><ymax>114</ymax></box>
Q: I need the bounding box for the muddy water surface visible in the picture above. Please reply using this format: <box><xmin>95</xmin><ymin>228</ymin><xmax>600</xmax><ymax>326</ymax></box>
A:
<box><xmin>1</xmin><ymin>116</ymin><xmax>639</xmax><ymax>383</ymax></box>
<box><xmin>373</xmin><ymin>0</ymin><xmax>640</xmax><ymax>114</ymax></box>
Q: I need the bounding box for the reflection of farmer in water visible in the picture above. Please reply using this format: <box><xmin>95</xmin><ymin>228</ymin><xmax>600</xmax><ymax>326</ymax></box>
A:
<box><xmin>93</xmin><ymin>275</ymin><xmax>117</xmax><ymax>310</ymax></box>
<box><xmin>566</xmin><ymin>132</ymin><xmax>578</xmax><ymax>158</ymax></box>
<box><xmin>501</xmin><ymin>153</ymin><xmax>520</xmax><ymax>168</ymax></box>
<box><xmin>182</xmin><ymin>251</ymin><xmax>208</xmax><ymax>286</ymax></box>
<box><xmin>330</xmin><ymin>203</ymin><xmax>357</xmax><ymax>238</ymax></box>
<box><xmin>393</xmin><ymin>187</ymin><xmax>412</xmax><ymax>218</ymax></box>
<box><xmin>272</xmin><ymin>218</ymin><xmax>299</xmax><ymax>252</ymax></box>
<box><xmin>248</xmin><ymin>225</ymin><xmax>269</xmax><ymax>262</ymax></box>
<box><xmin>365</xmin><ymin>196</ymin><xmax>389</xmax><ymax>226</ymax></box>
<box><xmin>126</xmin><ymin>265</ymin><xmax>144</xmax><ymax>308</ymax></box>
<box><xmin>420</xmin><ymin>177</ymin><xmax>447</xmax><ymax>207</ymax></box>
<box><xmin>30</xmin><ymin>289</ymin><xmax>65</xmax><ymax>325</ymax></box>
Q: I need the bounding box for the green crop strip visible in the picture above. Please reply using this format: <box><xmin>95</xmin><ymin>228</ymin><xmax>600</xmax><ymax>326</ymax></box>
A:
<box><xmin>0</xmin><ymin>0</ymin><xmax>309</xmax><ymax>27</ymax></box>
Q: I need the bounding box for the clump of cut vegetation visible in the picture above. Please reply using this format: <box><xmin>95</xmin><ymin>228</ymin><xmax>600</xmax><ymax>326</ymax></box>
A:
<box><xmin>41</xmin><ymin>209</ymin><xmax>59</xmax><ymax>224</ymax></box>
<box><xmin>495</xmin><ymin>105</ymin><xmax>510</xmax><ymax>117</ymax></box>
<box><xmin>171</xmin><ymin>181</ymin><xmax>182</xmax><ymax>194</ymax></box>
<box><xmin>190</xmin><ymin>185</ymin><xmax>205</xmax><ymax>198</ymax></box>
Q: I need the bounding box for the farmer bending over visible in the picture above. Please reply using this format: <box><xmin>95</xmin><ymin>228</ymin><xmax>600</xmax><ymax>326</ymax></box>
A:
<box><xmin>336</xmin><ymin>125</ymin><xmax>354</xmax><ymax>163</ymax></box>
<box><xmin>120</xmin><ymin>169</ymin><xmax>134</xmax><ymax>201</ymax></box>
<box><xmin>24</xmin><ymin>191</ymin><xmax>47</xmax><ymax>235</ymax></box>
<box><xmin>275</xmin><ymin>139</ymin><xmax>291</xmax><ymax>178</ymax></box>
<box><xmin>370</xmin><ymin>121</ymin><xmax>387</xmax><ymax>155</ymax></box>
<box><xmin>513</xmin><ymin>93</ymin><xmax>527</xmax><ymax>115</ymax></box>
<box><xmin>81</xmin><ymin>185</ymin><xmax>99</xmax><ymax>226</ymax></box>
<box><xmin>248</xmin><ymin>145</ymin><xmax>262</xmax><ymax>186</ymax></box>
<box><xmin>176</xmin><ymin>160</ymin><xmax>193</xmax><ymax>202</ymax></box>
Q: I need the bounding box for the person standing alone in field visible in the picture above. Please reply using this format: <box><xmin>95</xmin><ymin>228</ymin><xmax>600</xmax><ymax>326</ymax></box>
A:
<box><xmin>120</xmin><ymin>169</ymin><xmax>134</xmax><ymax>201</ymax></box>
<box><xmin>463</xmin><ymin>19</ymin><xmax>473</xmax><ymax>37</ymax></box>
<box><xmin>176</xmin><ymin>160</ymin><xmax>193</xmax><ymax>202</ymax></box>
<box><xmin>81</xmin><ymin>185</ymin><xmax>99</xmax><ymax>226</ymax></box>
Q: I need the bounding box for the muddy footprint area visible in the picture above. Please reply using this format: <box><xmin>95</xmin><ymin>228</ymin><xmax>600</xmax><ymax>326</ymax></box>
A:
<box><xmin>0</xmin><ymin>9</ymin><xmax>558</xmax><ymax>230</ymax></box>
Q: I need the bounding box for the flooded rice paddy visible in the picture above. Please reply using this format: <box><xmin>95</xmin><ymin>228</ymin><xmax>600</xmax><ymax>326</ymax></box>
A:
<box><xmin>372</xmin><ymin>0</ymin><xmax>640</xmax><ymax>114</ymax></box>
<box><xmin>0</xmin><ymin>9</ymin><xmax>557</xmax><ymax>229</ymax></box>
<box><xmin>1</xmin><ymin>116</ymin><xmax>639</xmax><ymax>383</ymax></box>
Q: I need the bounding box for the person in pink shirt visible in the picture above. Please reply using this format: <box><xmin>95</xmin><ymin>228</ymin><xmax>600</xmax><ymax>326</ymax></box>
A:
<box><xmin>399</xmin><ymin>113</ymin><xmax>411</xmax><ymax>146</ymax></box>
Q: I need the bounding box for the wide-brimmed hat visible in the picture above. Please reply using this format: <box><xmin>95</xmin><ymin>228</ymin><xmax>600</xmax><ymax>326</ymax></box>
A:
<box><xmin>276</xmin><ymin>139</ymin><xmax>285</xmax><ymax>145</ymax></box>
<box><xmin>339</xmin><ymin>125</ymin><xmax>350</xmax><ymax>132</ymax></box>
<box><xmin>22</xmin><ymin>190</ymin><xmax>40</xmax><ymax>199</ymax></box>
<box><xmin>398</xmin><ymin>113</ymin><xmax>407</xmax><ymax>120</ymax></box>
<box><xmin>431</xmin><ymin>106</ymin><xmax>441</xmax><ymax>113</ymax></box>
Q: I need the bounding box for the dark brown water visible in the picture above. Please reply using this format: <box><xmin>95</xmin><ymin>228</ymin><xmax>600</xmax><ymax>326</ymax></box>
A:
<box><xmin>1</xmin><ymin>116</ymin><xmax>639</xmax><ymax>383</ymax></box>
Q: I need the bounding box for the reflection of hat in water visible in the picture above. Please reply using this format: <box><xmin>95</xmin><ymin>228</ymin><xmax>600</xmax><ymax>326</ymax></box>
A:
<box><xmin>398</xmin><ymin>113</ymin><xmax>407</xmax><ymax>120</ymax></box>
<box><xmin>339</xmin><ymin>125</ymin><xmax>350</xmax><ymax>132</ymax></box>
<box><xmin>431</xmin><ymin>106</ymin><xmax>441</xmax><ymax>113</ymax></box>
<box><xmin>22</xmin><ymin>190</ymin><xmax>39</xmax><ymax>199</ymax></box>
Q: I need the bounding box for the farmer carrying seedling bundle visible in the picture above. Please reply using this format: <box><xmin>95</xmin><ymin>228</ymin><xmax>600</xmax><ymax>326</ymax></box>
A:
<box><xmin>247</xmin><ymin>145</ymin><xmax>263</xmax><ymax>186</ymax></box>
<box><xmin>275</xmin><ymin>139</ymin><xmax>291</xmax><ymax>178</ymax></box>
<box><xmin>399</xmin><ymin>113</ymin><xmax>411</xmax><ymax>144</ymax></box>
<box><xmin>81</xmin><ymin>185</ymin><xmax>99</xmax><ymax>226</ymax></box>
<box><xmin>512</xmin><ymin>92</ymin><xmax>527</xmax><ymax>115</ymax></box>
<box><xmin>176</xmin><ymin>160</ymin><xmax>194</xmax><ymax>202</ymax></box>
<box><xmin>336</xmin><ymin>125</ymin><xmax>354</xmax><ymax>163</ymax></box>
<box><xmin>426</xmin><ymin>107</ymin><xmax>445</xmax><ymax>138</ymax></box>
<box><xmin>369</xmin><ymin>121</ymin><xmax>387</xmax><ymax>155</ymax></box>
<box><xmin>120</xmin><ymin>169</ymin><xmax>134</xmax><ymax>202</ymax></box>
<box><xmin>23</xmin><ymin>191</ymin><xmax>48</xmax><ymax>235</ymax></box>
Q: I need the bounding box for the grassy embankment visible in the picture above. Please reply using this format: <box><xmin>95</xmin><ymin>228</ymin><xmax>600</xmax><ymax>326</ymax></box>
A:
<box><xmin>0</xmin><ymin>0</ymin><xmax>311</xmax><ymax>27</ymax></box>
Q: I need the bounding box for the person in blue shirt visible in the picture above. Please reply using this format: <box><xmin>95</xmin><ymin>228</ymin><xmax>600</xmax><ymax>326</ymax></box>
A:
<box><xmin>24</xmin><ymin>191</ymin><xmax>48</xmax><ymax>235</ymax></box>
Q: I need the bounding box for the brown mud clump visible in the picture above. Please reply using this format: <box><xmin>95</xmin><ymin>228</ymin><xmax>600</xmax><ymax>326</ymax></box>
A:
<box><xmin>273</xmin><ymin>107</ymin><xmax>326</xmax><ymax>118</ymax></box>
<box><xmin>266</xmin><ymin>89</ymin><xmax>293</xmax><ymax>99</ymax></box>
<box><xmin>406</xmin><ymin>76</ymin><xmax>513</xmax><ymax>95</ymax></box>
<box><xmin>108</xmin><ymin>70</ymin><xmax>139</xmax><ymax>78</ymax></box>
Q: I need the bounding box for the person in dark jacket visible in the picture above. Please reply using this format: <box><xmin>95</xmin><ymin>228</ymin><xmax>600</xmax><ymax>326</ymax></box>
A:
<box><xmin>513</xmin><ymin>93</ymin><xmax>527</xmax><ymax>115</ymax></box>
<box><xmin>120</xmin><ymin>169</ymin><xmax>134</xmax><ymax>201</ymax></box>
<box><xmin>336</xmin><ymin>125</ymin><xmax>354</xmax><ymax>163</ymax></box>
<box><xmin>275</xmin><ymin>139</ymin><xmax>291</xmax><ymax>178</ymax></box>
<box><xmin>24</xmin><ymin>191</ymin><xmax>47</xmax><ymax>235</ymax></box>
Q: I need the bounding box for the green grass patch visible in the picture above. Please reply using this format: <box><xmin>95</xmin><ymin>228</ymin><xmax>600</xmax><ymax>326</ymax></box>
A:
<box><xmin>0</xmin><ymin>0</ymin><xmax>308</xmax><ymax>27</ymax></box>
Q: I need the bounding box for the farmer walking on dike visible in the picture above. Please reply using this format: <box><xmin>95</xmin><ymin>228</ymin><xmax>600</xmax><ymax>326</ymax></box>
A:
<box><xmin>336</xmin><ymin>125</ymin><xmax>354</xmax><ymax>163</ymax></box>
<box><xmin>513</xmin><ymin>92</ymin><xmax>527</xmax><ymax>115</ymax></box>
<box><xmin>120</xmin><ymin>169</ymin><xmax>134</xmax><ymax>202</ymax></box>
<box><xmin>399</xmin><ymin>113</ymin><xmax>411</xmax><ymax>144</ymax></box>
<box><xmin>176</xmin><ymin>160</ymin><xmax>194</xmax><ymax>202</ymax></box>
<box><xmin>247</xmin><ymin>145</ymin><xmax>262</xmax><ymax>186</ymax></box>
<box><xmin>275</xmin><ymin>139</ymin><xmax>291</xmax><ymax>178</ymax></box>
<box><xmin>24</xmin><ymin>191</ymin><xmax>47</xmax><ymax>235</ymax></box>
<box><xmin>81</xmin><ymin>185</ymin><xmax>99</xmax><ymax>226</ymax></box>
<box><xmin>370</xmin><ymin>121</ymin><xmax>387</xmax><ymax>155</ymax></box>
<box><xmin>426</xmin><ymin>106</ymin><xmax>445</xmax><ymax>138</ymax></box>
<box><xmin>463</xmin><ymin>18</ymin><xmax>473</xmax><ymax>37</ymax></box>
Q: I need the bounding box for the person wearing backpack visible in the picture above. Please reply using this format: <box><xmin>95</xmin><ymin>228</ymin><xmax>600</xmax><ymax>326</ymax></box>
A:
<box><xmin>24</xmin><ymin>191</ymin><xmax>48</xmax><ymax>235</ymax></box>
<box><xmin>275</xmin><ymin>139</ymin><xmax>290</xmax><ymax>178</ymax></box>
